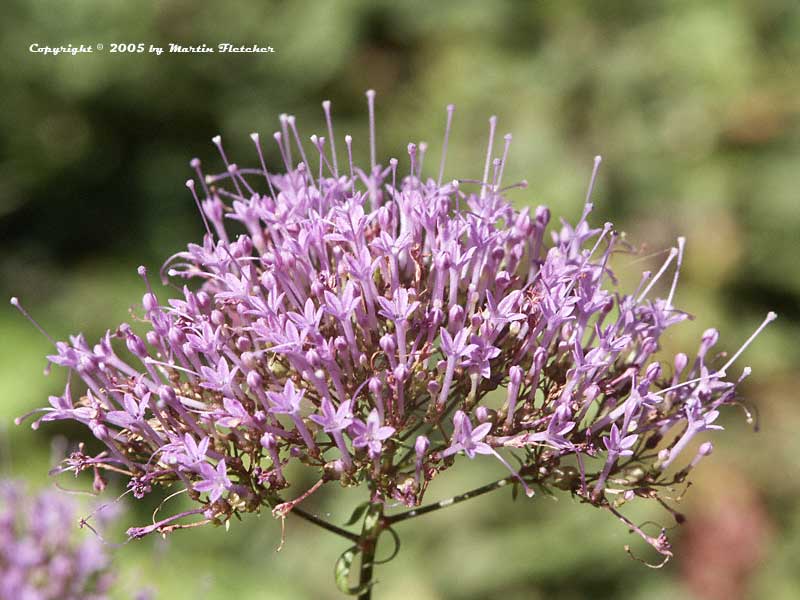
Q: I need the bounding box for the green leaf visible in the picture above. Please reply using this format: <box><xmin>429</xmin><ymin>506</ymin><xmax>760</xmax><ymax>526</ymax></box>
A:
<box><xmin>343</xmin><ymin>501</ymin><xmax>370</xmax><ymax>526</ymax></box>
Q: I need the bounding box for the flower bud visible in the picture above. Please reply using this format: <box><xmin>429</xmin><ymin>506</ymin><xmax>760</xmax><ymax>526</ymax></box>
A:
<box><xmin>334</xmin><ymin>336</ymin><xmax>348</xmax><ymax>353</ymax></box>
<box><xmin>495</xmin><ymin>271</ymin><xmax>511</xmax><ymax>288</ymax></box>
<box><xmin>415</xmin><ymin>435</ymin><xmax>430</xmax><ymax>458</ymax></box>
<box><xmin>510</xmin><ymin>365</ymin><xmax>523</xmax><ymax>386</ymax></box>
<box><xmin>698</xmin><ymin>328</ymin><xmax>719</xmax><ymax>358</ymax></box>
<box><xmin>583</xmin><ymin>384</ymin><xmax>600</xmax><ymax>402</ymax></box>
<box><xmin>195</xmin><ymin>291</ymin><xmax>212</xmax><ymax>312</ymax></box>
<box><xmin>260</xmin><ymin>432</ymin><xmax>277</xmax><ymax>450</ymax></box>
<box><xmin>379</xmin><ymin>334</ymin><xmax>396</xmax><ymax>356</ymax></box>
<box><xmin>448</xmin><ymin>305</ymin><xmax>464</xmax><ymax>328</ymax></box>
<box><xmin>514</xmin><ymin>208</ymin><xmax>532</xmax><ymax>234</ymax></box>
<box><xmin>306</xmin><ymin>348</ymin><xmax>321</xmax><ymax>368</ymax></box>
<box><xmin>435</xmin><ymin>251</ymin><xmax>451</xmax><ymax>271</ymax></box>
<box><xmin>644</xmin><ymin>361</ymin><xmax>662</xmax><ymax>382</ymax></box>
<box><xmin>674</xmin><ymin>352</ymin><xmax>688</xmax><ymax>375</ymax></box>
<box><xmin>246</xmin><ymin>370</ymin><xmax>263</xmax><ymax>390</ymax></box>
<box><xmin>168</xmin><ymin>327</ymin><xmax>185</xmax><ymax>347</ymax></box>
<box><xmin>535</xmin><ymin>205</ymin><xmax>550</xmax><ymax>227</ymax></box>
<box><xmin>377</xmin><ymin>206</ymin><xmax>391</xmax><ymax>230</ymax></box>
<box><xmin>236</xmin><ymin>336</ymin><xmax>251</xmax><ymax>352</ymax></box>
<box><xmin>368</xmin><ymin>377</ymin><xmax>383</xmax><ymax>398</ymax></box>
<box><xmin>142</xmin><ymin>293</ymin><xmax>158</xmax><ymax>313</ymax></box>
<box><xmin>428</xmin><ymin>307</ymin><xmax>444</xmax><ymax>329</ymax></box>
<box><xmin>640</xmin><ymin>337</ymin><xmax>657</xmax><ymax>357</ymax></box>
<box><xmin>241</xmin><ymin>351</ymin><xmax>257</xmax><ymax>371</ymax></box>
<box><xmin>124</xmin><ymin>331</ymin><xmax>148</xmax><ymax>359</ymax></box>
<box><xmin>393</xmin><ymin>364</ymin><xmax>409</xmax><ymax>383</ymax></box>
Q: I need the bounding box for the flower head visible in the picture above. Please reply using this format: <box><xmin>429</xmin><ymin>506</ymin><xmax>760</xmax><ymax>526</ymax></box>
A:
<box><xmin>14</xmin><ymin>93</ymin><xmax>776</xmax><ymax>564</ymax></box>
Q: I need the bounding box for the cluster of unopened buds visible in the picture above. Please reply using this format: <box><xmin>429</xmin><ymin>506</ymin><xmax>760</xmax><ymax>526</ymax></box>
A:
<box><xmin>13</xmin><ymin>91</ymin><xmax>775</xmax><ymax>592</ymax></box>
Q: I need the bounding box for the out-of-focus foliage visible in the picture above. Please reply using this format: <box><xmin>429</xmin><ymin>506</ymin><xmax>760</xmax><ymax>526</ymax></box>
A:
<box><xmin>0</xmin><ymin>1</ymin><xmax>797</xmax><ymax>598</ymax></box>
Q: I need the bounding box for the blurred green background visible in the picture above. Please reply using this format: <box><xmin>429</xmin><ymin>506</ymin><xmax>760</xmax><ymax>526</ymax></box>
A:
<box><xmin>1</xmin><ymin>1</ymin><xmax>798</xmax><ymax>598</ymax></box>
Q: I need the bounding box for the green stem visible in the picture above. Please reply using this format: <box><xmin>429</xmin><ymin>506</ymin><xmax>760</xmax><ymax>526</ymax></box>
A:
<box><xmin>387</xmin><ymin>476</ymin><xmax>514</xmax><ymax>525</ymax></box>
<box><xmin>291</xmin><ymin>507</ymin><xmax>359</xmax><ymax>542</ymax></box>
<box><xmin>268</xmin><ymin>492</ymin><xmax>359</xmax><ymax>543</ymax></box>
<box><xmin>357</xmin><ymin>503</ymin><xmax>384</xmax><ymax>600</ymax></box>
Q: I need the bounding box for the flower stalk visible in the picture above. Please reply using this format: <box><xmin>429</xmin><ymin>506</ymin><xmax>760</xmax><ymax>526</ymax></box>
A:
<box><xmin>357</xmin><ymin>503</ymin><xmax>384</xmax><ymax>600</ymax></box>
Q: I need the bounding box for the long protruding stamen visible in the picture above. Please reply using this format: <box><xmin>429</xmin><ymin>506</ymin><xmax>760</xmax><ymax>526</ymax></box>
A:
<box><xmin>231</xmin><ymin>163</ymin><xmax>256</xmax><ymax>197</ymax></box>
<box><xmin>637</xmin><ymin>247</ymin><xmax>678</xmax><ymax>302</ymax></box>
<box><xmin>718</xmin><ymin>312</ymin><xmax>777</xmax><ymax>376</ymax></box>
<box><xmin>10</xmin><ymin>297</ymin><xmax>56</xmax><ymax>344</ymax></box>
<box><xmin>480</xmin><ymin>116</ymin><xmax>497</xmax><ymax>200</ymax></box>
<box><xmin>407</xmin><ymin>143</ymin><xmax>417</xmax><ymax>181</ymax></box>
<box><xmin>286</xmin><ymin>116</ymin><xmax>315</xmax><ymax>188</ymax></box>
<box><xmin>490</xmin><ymin>157</ymin><xmax>502</xmax><ymax>193</ymax></box>
<box><xmin>249</xmin><ymin>133</ymin><xmax>278</xmax><ymax>202</ymax></box>
<box><xmin>185</xmin><ymin>180</ymin><xmax>212</xmax><ymax>236</ymax></box>
<box><xmin>417</xmin><ymin>142</ymin><xmax>427</xmax><ymax>179</ymax></box>
<box><xmin>273</xmin><ymin>132</ymin><xmax>292</xmax><ymax>173</ymax></box>
<box><xmin>137</xmin><ymin>265</ymin><xmax>159</xmax><ymax>309</ymax></box>
<box><xmin>437</xmin><ymin>104</ymin><xmax>455</xmax><ymax>186</ymax></box>
<box><xmin>574</xmin><ymin>155</ymin><xmax>602</xmax><ymax>230</ymax></box>
<box><xmin>211</xmin><ymin>136</ymin><xmax>243</xmax><ymax>197</ymax></box>
<box><xmin>278</xmin><ymin>114</ymin><xmax>292</xmax><ymax>165</ymax></box>
<box><xmin>190</xmin><ymin>158</ymin><xmax>209</xmax><ymax>196</ymax></box>
<box><xmin>666</xmin><ymin>236</ymin><xmax>686</xmax><ymax>309</ymax></box>
<box><xmin>344</xmin><ymin>134</ymin><xmax>355</xmax><ymax>196</ymax></box>
<box><xmin>499</xmin><ymin>180</ymin><xmax>528</xmax><ymax>193</ymax></box>
<box><xmin>496</xmin><ymin>134</ymin><xmax>512</xmax><ymax>191</ymax></box>
<box><xmin>585</xmin><ymin>155</ymin><xmax>603</xmax><ymax>206</ymax></box>
<box><xmin>653</xmin><ymin>313</ymin><xmax>777</xmax><ymax>398</ymax></box>
<box><xmin>487</xmin><ymin>448</ymin><xmax>534</xmax><ymax>498</ymax></box>
<box><xmin>389</xmin><ymin>158</ymin><xmax>398</xmax><ymax>201</ymax></box>
<box><xmin>563</xmin><ymin>223</ymin><xmax>613</xmax><ymax>297</ymax></box>
<box><xmin>321</xmin><ymin>100</ymin><xmax>339</xmax><ymax>177</ymax></box>
<box><xmin>310</xmin><ymin>135</ymin><xmax>334</xmax><ymax>181</ymax></box>
<box><xmin>366</xmin><ymin>89</ymin><xmax>377</xmax><ymax>172</ymax></box>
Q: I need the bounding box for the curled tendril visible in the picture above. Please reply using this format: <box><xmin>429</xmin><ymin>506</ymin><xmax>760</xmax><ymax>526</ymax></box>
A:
<box><xmin>624</xmin><ymin>544</ymin><xmax>672</xmax><ymax>569</ymax></box>
<box><xmin>373</xmin><ymin>527</ymin><xmax>401</xmax><ymax>565</ymax></box>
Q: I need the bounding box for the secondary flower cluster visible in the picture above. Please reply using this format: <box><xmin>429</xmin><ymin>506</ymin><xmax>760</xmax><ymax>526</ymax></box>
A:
<box><xmin>0</xmin><ymin>481</ymin><xmax>116</xmax><ymax>600</ymax></box>
<box><xmin>16</xmin><ymin>93</ymin><xmax>774</xmax><ymax>559</ymax></box>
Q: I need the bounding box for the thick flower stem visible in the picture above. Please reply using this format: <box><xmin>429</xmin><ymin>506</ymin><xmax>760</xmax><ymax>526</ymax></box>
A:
<box><xmin>357</xmin><ymin>503</ymin><xmax>384</xmax><ymax>600</ymax></box>
<box><xmin>387</xmin><ymin>476</ymin><xmax>514</xmax><ymax>525</ymax></box>
<box><xmin>291</xmin><ymin>508</ymin><xmax>359</xmax><ymax>542</ymax></box>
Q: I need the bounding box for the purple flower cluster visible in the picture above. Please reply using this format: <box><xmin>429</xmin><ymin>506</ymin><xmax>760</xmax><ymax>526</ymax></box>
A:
<box><xmin>15</xmin><ymin>92</ymin><xmax>775</xmax><ymax>560</ymax></box>
<box><xmin>0</xmin><ymin>481</ymin><xmax>115</xmax><ymax>600</ymax></box>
